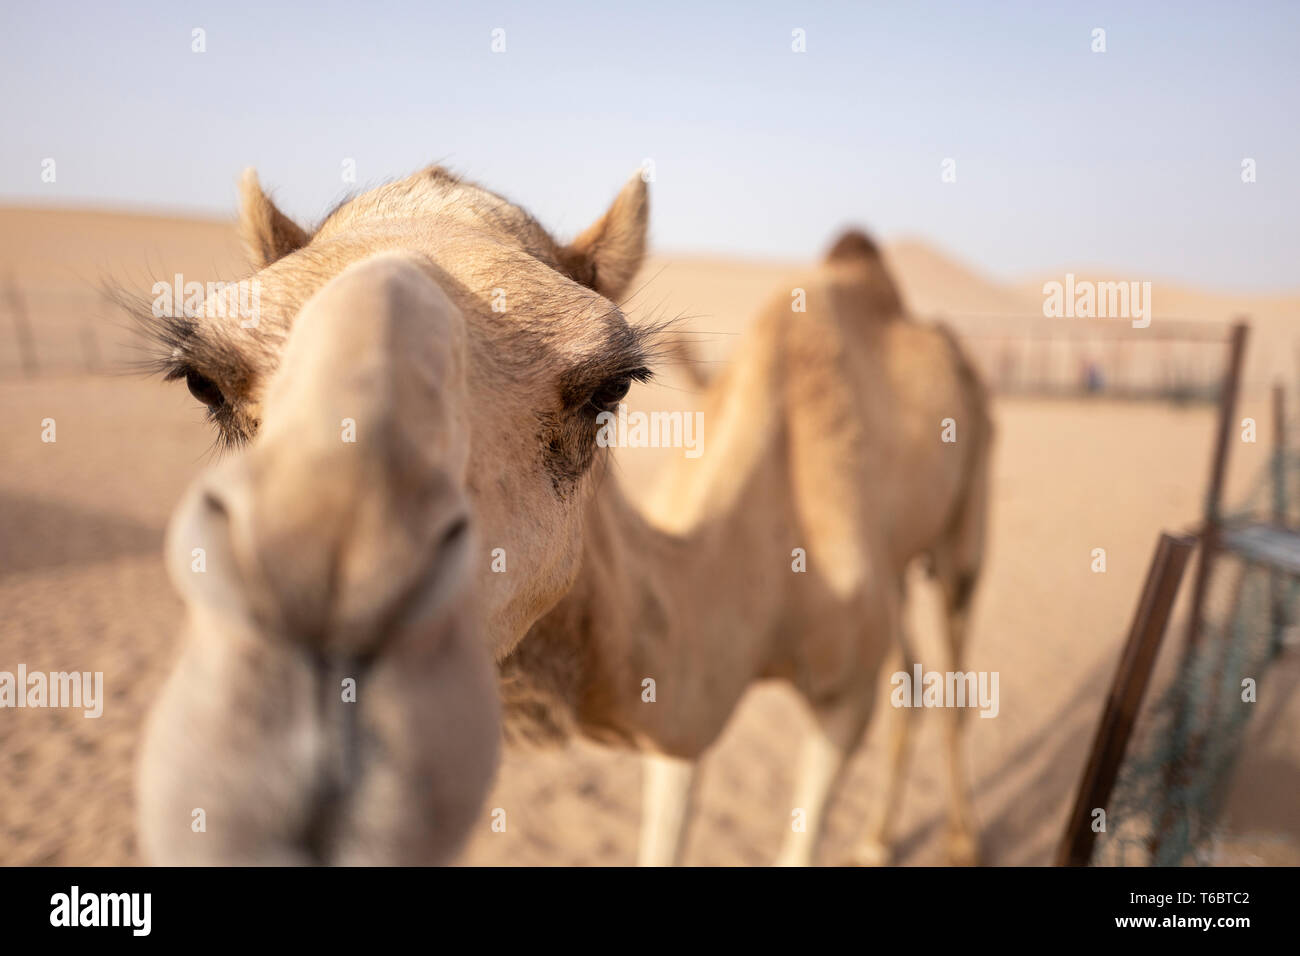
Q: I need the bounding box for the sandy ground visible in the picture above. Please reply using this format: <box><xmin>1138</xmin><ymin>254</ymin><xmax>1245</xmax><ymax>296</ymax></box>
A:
<box><xmin>0</xmin><ymin>207</ymin><xmax>1297</xmax><ymax>866</ymax></box>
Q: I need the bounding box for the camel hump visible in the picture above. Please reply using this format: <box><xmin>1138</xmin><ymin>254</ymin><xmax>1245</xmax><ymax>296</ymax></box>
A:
<box><xmin>824</xmin><ymin>228</ymin><xmax>881</xmax><ymax>263</ymax></box>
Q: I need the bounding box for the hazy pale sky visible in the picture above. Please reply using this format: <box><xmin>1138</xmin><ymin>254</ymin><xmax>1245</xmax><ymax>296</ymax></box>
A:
<box><xmin>2</xmin><ymin>0</ymin><xmax>1297</xmax><ymax>291</ymax></box>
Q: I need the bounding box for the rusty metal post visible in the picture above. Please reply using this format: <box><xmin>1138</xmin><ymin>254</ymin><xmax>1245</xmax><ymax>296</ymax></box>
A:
<box><xmin>1148</xmin><ymin>320</ymin><xmax>1249</xmax><ymax>859</ymax></box>
<box><xmin>1271</xmin><ymin>383</ymin><xmax>1287</xmax><ymax>653</ymax></box>
<box><xmin>1056</xmin><ymin>532</ymin><xmax>1197</xmax><ymax>866</ymax></box>
<box><xmin>4</xmin><ymin>274</ymin><xmax>38</xmax><ymax>376</ymax></box>
<box><xmin>1183</xmin><ymin>320</ymin><xmax>1250</xmax><ymax>650</ymax></box>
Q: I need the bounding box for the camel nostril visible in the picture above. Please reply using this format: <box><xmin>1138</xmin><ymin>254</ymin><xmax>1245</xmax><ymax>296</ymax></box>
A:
<box><xmin>201</xmin><ymin>489</ymin><xmax>229</xmax><ymax>521</ymax></box>
<box><xmin>440</xmin><ymin>515</ymin><xmax>469</xmax><ymax>551</ymax></box>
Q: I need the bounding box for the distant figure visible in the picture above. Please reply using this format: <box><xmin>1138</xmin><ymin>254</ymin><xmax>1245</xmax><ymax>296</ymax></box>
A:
<box><xmin>1083</xmin><ymin>359</ymin><xmax>1104</xmax><ymax>393</ymax></box>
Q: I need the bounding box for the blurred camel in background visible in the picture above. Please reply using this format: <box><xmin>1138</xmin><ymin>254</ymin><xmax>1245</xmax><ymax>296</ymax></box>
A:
<box><xmin>511</xmin><ymin>229</ymin><xmax>993</xmax><ymax>866</ymax></box>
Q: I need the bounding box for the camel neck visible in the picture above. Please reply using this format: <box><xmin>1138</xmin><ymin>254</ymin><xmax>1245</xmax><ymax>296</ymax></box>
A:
<box><xmin>503</xmin><ymin>452</ymin><xmax>784</xmax><ymax>754</ymax></box>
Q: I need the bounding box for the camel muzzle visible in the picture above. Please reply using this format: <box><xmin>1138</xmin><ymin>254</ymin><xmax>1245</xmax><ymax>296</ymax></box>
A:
<box><xmin>138</xmin><ymin>253</ymin><xmax>498</xmax><ymax>866</ymax></box>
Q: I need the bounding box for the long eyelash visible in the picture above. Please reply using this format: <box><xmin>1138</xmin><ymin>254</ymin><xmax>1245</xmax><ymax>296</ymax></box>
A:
<box><xmin>625</xmin><ymin>312</ymin><xmax>701</xmax><ymax>377</ymax></box>
<box><xmin>103</xmin><ymin>279</ymin><xmax>198</xmax><ymax>381</ymax></box>
<box><xmin>105</xmin><ymin>279</ymin><xmax>258</xmax><ymax>456</ymax></box>
<box><xmin>209</xmin><ymin>421</ymin><xmax>247</xmax><ymax>458</ymax></box>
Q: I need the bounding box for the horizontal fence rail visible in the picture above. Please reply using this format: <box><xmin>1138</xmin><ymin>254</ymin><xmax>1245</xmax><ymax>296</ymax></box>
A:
<box><xmin>0</xmin><ymin>278</ymin><xmax>122</xmax><ymax>377</ymax></box>
<box><xmin>934</xmin><ymin>314</ymin><xmax>1236</xmax><ymax>402</ymax></box>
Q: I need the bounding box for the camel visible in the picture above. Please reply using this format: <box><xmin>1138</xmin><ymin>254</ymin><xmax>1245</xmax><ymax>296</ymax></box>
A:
<box><xmin>134</xmin><ymin>166</ymin><xmax>657</xmax><ymax>863</ymax></box>
<box><xmin>135</xmin><ymin>164</ymin><xmax>990</xmax><ymax>866</ymax></box>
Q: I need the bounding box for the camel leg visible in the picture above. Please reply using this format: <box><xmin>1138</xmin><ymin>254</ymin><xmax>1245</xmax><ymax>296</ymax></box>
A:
<box><xmin>939</xmin><ymin>596</ymin><xmax>980</xmax><ymax>865</ymax></box>
<box><xmin>851</xmin><ymin>639</ymin><xmax>917</xmax><ymax>866</ymax></box>
<box><xmin>931</xmin><ymin>405</ymin><xmax>990</xmax><ymax>867</ymax></box>
<box><xmin>637</xmin><ymin>753</ymin><xmax>699</xmax><ymax>866</ymax></box>
<box><xmin>773</xmin><ymin>695</ymin><xmax>871</xmax><ymax>867</ymax></box>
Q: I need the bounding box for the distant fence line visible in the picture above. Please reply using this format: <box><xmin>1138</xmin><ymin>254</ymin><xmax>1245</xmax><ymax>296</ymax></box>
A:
<box><xmin>0</xmin><ymin>278</ymin><xmax>116</xmax><ymax>376</ymax></box>
<box><xmin>1</xmin><ymin>277</ymin><xmax>1238</xmax><ymax>404</ymax></box>
<box><xmin>936</xmin><ymin>314</ymin><xmax>1235</xmax><ymax>403</ymax></box>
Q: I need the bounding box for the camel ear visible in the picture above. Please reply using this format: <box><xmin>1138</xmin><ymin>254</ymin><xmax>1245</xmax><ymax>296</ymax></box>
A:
<box><xmin>238</xmin><ymin>168</ymin><xmax>310</xmax><ymax>270</ymax></box>
<box><xmin>559</xmin><ymin>173</ymin><xmax>648</xmax><ymax>302</ymax></box>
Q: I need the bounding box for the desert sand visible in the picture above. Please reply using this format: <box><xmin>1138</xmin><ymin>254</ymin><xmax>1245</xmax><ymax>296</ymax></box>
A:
<box><xmin>0</xmin><ymin>206</ymin><xmax>1296</xmax><ymax>865</ymax></box>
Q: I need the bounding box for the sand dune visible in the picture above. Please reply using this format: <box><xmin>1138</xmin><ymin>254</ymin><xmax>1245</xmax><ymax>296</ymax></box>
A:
<box><xmin>1</xmin><ymin>206</ymin><xmax>1297</xmax><ymax>866</ymax></box>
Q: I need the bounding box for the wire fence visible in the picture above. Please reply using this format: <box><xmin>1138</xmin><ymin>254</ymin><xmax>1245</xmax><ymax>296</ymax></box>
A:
<box><xmin>1092</xmin><ymin>394</ymin><xmax>1300</xmax><ymax>865</ymax></box>
<box><xmin>1095</xmin><ymin>549</ymin><xmax>1295</xmax><ymax>865</ymax></box>
<box><xmin>0</xmin><ymin>277</ymin><xmax>121</xmax><ymax>377</ymax></box>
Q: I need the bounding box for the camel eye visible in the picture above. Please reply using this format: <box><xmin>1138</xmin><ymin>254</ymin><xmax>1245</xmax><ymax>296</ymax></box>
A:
<box><xmin>590</xmin><ymin>374</ymin><xmax>632</xmax><ymax>411</ymax></box>
<box><xmin>185</xmin><ymin>369</ymin><xmax>225</xmax><ymax>409</ymax></box>
<box><xmin>589</xmin><ymin>366</ymin><xmax>649</xmax><ymax>411</ymax></box>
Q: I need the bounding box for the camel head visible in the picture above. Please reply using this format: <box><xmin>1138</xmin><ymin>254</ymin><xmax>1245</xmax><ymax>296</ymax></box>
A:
<box><xmin>136</xmin><ymin>166</ymin><xmax>654</xmax><ymax>864</ymax></box>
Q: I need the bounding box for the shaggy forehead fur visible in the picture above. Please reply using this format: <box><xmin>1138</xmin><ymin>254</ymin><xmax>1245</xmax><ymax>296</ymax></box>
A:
<box><xmin>316</xmin><ymin>168</ymin><xmax>566</xmax><ymax>266</ymax></box>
